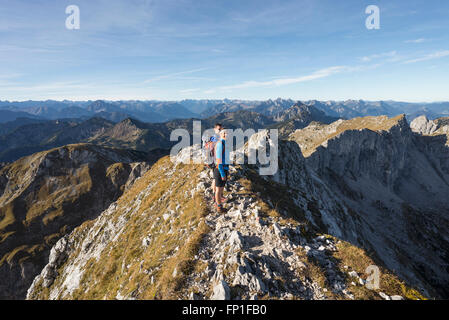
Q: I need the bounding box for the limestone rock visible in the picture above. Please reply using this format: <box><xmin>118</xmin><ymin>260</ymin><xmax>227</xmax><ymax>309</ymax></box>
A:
<box><xmin>211</xmin><ymin>280</ymin><xmax>230</xmax><ymax>300</ymax></box>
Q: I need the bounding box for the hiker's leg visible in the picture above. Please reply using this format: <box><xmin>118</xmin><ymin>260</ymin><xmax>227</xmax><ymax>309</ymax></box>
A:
<box><xmin>215</xmin><ymin>186</ymin><xmax>222</xmax><ymax>206</ymax></box>
<box><xmin>219</xmin><ymin>186</ymin><xmax>224</xmax><ymax>203</ymax></box>
<box><xmin>221</xmin><ymin>170</ymin><xmax>228</xmax><ymax>201</ymax></box>
<box><xmin>213</xmin><ymin>168</ymin><xmax>219</xmax><ymax>202</ymax></box>
<box><xmin>219</xmin><ymin>187</ymin><xmax>225</xmax><ymax>204</ymax></box>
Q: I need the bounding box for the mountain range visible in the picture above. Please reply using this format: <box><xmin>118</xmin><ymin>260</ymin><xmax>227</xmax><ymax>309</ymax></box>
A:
<box><xmin>0</xmin><ymin>104</ymin><xmax>336</xmax><ymax>162</ymax></box>
<box><xmin>200</xmin><ymin>98</ymin><xmax>449</xmax><ymax>120</ymax></box>
<box><xmin>3</xmin><ymin>98</ymin><xmax>448</xmax><ymax>163</ymax></box>
<box><xmin>2</xmin><ymin>99</ymin><xmax>449</xmax><ymax>125</ymax></box>
<box><xmin>0</xmin><ymin>100</ymin><xmax>198</xmax><ymax>124</ymax></box>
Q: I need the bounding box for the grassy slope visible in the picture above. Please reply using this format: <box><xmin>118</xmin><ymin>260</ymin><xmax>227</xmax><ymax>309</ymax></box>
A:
<box><xmin>30</xmin><ymin>157</ymin><xmax>210</xmax><ymax>299</ymax></box>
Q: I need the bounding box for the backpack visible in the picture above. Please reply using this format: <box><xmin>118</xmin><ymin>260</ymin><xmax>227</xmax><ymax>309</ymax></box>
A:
<box><xmin>203</xmin><ymin>136</ymin><xmax>217</xmax><ymax>168</ymax></box>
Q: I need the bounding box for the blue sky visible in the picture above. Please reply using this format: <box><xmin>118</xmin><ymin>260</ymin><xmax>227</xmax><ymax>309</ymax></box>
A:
<box><xmin>1</xmin><ymin>0</ymin><xmax>449</xmax><ymax>102</ymax></box>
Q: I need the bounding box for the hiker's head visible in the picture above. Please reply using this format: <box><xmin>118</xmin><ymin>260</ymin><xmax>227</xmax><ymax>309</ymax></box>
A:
<box><xmin>214</xmin><ymin>123</ymin><xmax>223</xmax><ymax>134</ymax></box>
<box><xmin>219</xmin><ymin>128</ymin><xmax>227</xmax><ymax>140</ymax></box>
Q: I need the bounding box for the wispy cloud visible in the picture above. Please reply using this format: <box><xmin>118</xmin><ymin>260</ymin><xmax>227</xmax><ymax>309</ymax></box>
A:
<box><xmin>404</xmin><ymin>38</ymin><xmax>427</xmax><ymax>44</ymax></box>
<box><xmin>204</xmin><ymin>66</ymin><xmax>347</xmax><ymax>94</ymax></box>
<box><xmin>0</xmin><ymin>73</ymin><xmax>22</xmax><ymax>80</ymax></box>
<box><xmin>403</xmin><ymin>50</ymin><xmax>449</xmax><ymax>64</ymax></box>
<box><xmin>0</xmin><ymin>44</ymin><xmax>60</xmax><ymax>54</ymax></box>
<box><xmin>143</xmin><ymin>68</ymin><xmax>210</xmax><ymax>84</ymax></box>
<box><xmin>0</xmin><ymin>73</ymin><xmax>23</xmax><ymax>87</ymax></box>
<box><xmin>360</xmin><ymin>51</ymin><xmax>397</xmax><ymax>62</ymax></box>
<box><xmin>180</xmin><ymin>88</ymin><xmax>200</xmax><ymax>94</ymax></box>
<box><xmin>0</xmin><ymin>81</ymin><xmax>92</xmax><ymax>92</ymax></box>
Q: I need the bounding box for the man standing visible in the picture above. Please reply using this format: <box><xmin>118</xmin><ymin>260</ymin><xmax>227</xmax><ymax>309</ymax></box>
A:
<box><xmin>207</xmin><ymin>123</ymin><xmax>222</xmax><ymax>196</ymax></box>
<box><xmin>214</xmin><ymin>128</ymin><xmax>229</xmax><ymax>213</ymax></box>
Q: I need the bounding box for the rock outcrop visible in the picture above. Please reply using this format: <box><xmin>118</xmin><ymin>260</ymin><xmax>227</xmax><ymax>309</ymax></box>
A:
<box><xmin>410</xmin><ymin>115</ymin><xmax>449</xmax><ymax>146</ymax></box>
<box><xmin>410</xmin><ymin>115</ymin><xmax>439</xmax><ymax>135</ymax></box>
<box><xmin>288</xmin><ymin>115</ymin><xmax>449</xmax><ymax>298</ymax></box>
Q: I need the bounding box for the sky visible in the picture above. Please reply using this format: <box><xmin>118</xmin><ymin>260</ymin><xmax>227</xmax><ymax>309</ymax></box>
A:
<box><xmin>0</xmin><ymin>0</ymin><xmax>449</xmax><ymax>102</ymax></box>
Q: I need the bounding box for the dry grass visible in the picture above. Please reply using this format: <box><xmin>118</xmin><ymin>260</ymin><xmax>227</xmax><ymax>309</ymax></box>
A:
<box><xmin>295</xmin><ymin>247</ymin><xmax>328</xmax><ymax>289</ymax></box>
<box><xmin>148</xmin><ymin>220</ymin><xmax>210</xmax><ymax>299</ymax></box>
<box><xmin>45</xmin><ymin>156</ymin><xmax>212</xmax><ymax>300</ymax></box>
<box><xmin>236</xmin><ymin>166</ymin><xmax>307</xmax><ymax>224</ymax></box>
<box><xmin>0</xmin><ymin>244</ymin><xmax>29</xmax><ymax>265</ymax></box>
<box><xmin>333</xmin><ymin>239</ymin><xmax>427</xmax><ymax>300</ymax></box>
<box><xmin>0</xmin><ymin>205</ymin><xmax>16</xmax><ymax>231</ymax></box>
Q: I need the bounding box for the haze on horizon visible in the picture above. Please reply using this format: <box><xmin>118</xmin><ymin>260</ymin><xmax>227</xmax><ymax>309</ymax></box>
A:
<box><xmin>1</xmin><ymin>0</ymin><xmax>449</xmax><ymax>102</ymax></box>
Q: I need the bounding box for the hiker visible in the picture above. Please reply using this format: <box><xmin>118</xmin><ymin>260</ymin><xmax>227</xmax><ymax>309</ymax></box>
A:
<box><xmin>204</xmin><ymin>123</ymin><xmax>223</xmax><ymax>195</ymax></box>
<box><xmin>214</xmin><ymin>128</ymin><xmax>230</xmax><ymax>213</ymax></box>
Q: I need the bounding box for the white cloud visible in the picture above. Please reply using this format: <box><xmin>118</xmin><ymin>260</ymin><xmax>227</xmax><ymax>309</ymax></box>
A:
<box><xmin>403</xmin><ymin>50</ymin><xmax>449</xmax><ymax>64</ymax></box>
<box><xmin>360</xmin><ymin>51</ymin><xmax>397</xmax><ymax>62</ymax></box>
<box><xmin>0</xmin><ymin>73</ymin><xmax>22</xmax><ymax>80</ymax></box>
<box><xmin>143</xmin><ymin>68</ymin><xmax>210</xmax><ymax>84</ymax></box>
<box><xmin>204</xmin><ymin>66</ymin><xmax>347</xmax><ymax>93</ymax></box>
<box><xmin>180</xmin><ymin>88</ymin><xmax>200</xmax><ymax>94</ymax></box>
<box><xmin>0</xmin><ymin>81</ymin><xmax>92</xmax><ymax>92</ymax></box>
<box><xmin>404</xmin><ymin>38</ymin><xmax>427</xmax><ymax>43</ymax></box>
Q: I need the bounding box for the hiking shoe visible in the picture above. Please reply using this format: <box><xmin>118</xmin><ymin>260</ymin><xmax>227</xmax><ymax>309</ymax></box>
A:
<box><xmin>213</xmin><ymin>197</ymin><xmax>228</xmax><ymax>204</ymax></box>
<box><xmin>214</xmin><ymin>203</ymin><xmax>225</xmax><ymax>213</ymax></box>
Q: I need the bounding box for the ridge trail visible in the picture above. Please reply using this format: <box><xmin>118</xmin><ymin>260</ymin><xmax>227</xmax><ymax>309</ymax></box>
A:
<box><xmin>185</xmin><ymin>166</ymin><xmax>353</xmax><ymax>300</ymax></box>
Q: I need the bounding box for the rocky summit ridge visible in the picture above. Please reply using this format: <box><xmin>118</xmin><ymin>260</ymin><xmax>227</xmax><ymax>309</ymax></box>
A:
<box><xmin>26</xmin><ymin>116</ymin><xmax>441</xmax><ymax>300</ymax></box>
<box><xmin>0</xmin><ymin>114</ymin><xmax>446</xmax><ymax>300</ymax></box>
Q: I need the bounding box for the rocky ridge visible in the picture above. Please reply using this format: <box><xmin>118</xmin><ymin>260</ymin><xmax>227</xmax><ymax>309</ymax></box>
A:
<box><xmin>183</xmin><ymin>167</ymin><xmax>352</xmax><ymax>300</ymax></box>
<box><xmin>26</xmin><ymin>142</ymin><xmax>423</xmax><ymax>300</ymax></box>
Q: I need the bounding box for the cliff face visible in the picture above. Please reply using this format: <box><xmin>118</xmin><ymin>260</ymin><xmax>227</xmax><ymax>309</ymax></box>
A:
<box><xmin>0</xmin><ymin>144</ymin><xmax>150</xmax><ymax>299</ymax></box>
<box><xmin>288</xmin><ymin>115</ymin><xmax>449</xmax><ymax>298</ymax></box>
